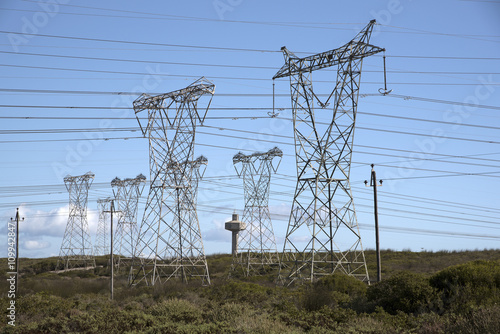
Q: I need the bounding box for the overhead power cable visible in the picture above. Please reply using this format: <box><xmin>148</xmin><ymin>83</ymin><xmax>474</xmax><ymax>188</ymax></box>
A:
<box><xmin>1</xmin><ymin>63</ymin><xmax>497</xmax><ymax>78</ymax></box>
<box><xmin>0</xmin><ymin>30</ymin><xmax>280</xmax><ymax>53</ymax></box>
<box><xmin>2</xmin><ymin>30</ymin><xmax>500</xmax><ymax>59</ymax></box>
<box><xmin>2</xmin><ymin>87</ymin><xmax>499</xmax><ymax>112</ymax></box>
<box><xmin>2</xmin><ymin>105</ymin><xmax>500</xmax><ymax>132</ymax></box>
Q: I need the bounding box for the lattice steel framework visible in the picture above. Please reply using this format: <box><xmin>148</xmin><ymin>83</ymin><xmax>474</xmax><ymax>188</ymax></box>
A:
<box><xmin>129</xmin><ymin>78</ymin><xmax>214</xmax><ymax>286</ymax></box>
<box><xmin>58</xmin><ymin>172</ymin><xmax>96</xmax><ymax>270</ymax></box>
<box><xmin>167</xmin><ymin>155</ymin><xmax>208</xmax><ymax>262</ymax></box>
<box><xmin>111</xmin><ymin>174</ymin><xmax>146</xmax><ymax>270</ymax></box>
<box><xmin>94</xmin><ymin>197</ymin><xmax>112</xmax><ymax>256</ymax></box>
<box><xmin>232</xmin><ymin>147</ymin><xmax>282</xmax><ymax>276</ymax></box>
<box><xmin>273</xmin><ymin>20</ymin><xmax>384</xmax><ymax>285</ymax></box>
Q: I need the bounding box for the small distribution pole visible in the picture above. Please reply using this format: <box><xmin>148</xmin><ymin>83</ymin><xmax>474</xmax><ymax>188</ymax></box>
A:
<box><xmin>110</xmin><ymin>200</ymin><xmax>114</xmax><ymax>300</ymax></box>
<box><xmin>103</xmin><ymin>200</ymin><xmax>117</xmax><ymax>300</ymax></box>
<box><xmin>11</xmin><ymin>208</ymin><xmax>24</xmax><ymax>296</ymax></box>
<box><xmin>365</xmin><ymin>164</ymin><xmax>383</xmax><ymax>282</ymax></box>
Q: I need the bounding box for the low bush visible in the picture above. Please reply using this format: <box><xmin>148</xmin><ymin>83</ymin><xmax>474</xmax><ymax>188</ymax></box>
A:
<box><xmin>302</xmin><ymin>273</ymin><xmax>368</xmax><ymax>311</ymax></box>
<box><xmin>206</xmin><ymin>281</ymin><xmax>271</xmax><ymax>306</ymax></box>
<box><xmin>430</xmin><ymin>260</ymin><xmax>500</xmax><ymax>312</ymax></box>
<box><xmin>367</xmin><ymin>271</ymin><xmax>436</xmax><ymax>314</ymax></box>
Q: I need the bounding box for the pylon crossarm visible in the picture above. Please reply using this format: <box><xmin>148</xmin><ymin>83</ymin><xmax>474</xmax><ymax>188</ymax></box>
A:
<box><xmin>133</xmin><ymin>77</ymin><xmax>215</xmax><ymax>135</ymax></box>
<box><xmin>273</xmin><ymin>21</ymin><xmax>383</xmax><ymax>80</ymax></box>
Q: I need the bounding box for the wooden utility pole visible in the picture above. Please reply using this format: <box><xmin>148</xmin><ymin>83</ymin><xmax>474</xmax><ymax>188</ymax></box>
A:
<box><xmin>10</xmin><ymin>208</ymin><xmax>24</xmax><ymax>296</ymax></box>
<box><xmin>104</xmin><ymin>200</ymin><xmax>117</xmax><ymax>300</ymax></box>
<box><xmin>365</xmin><ymin>164</ymin><xmax>383</xmax><ymax>282</ymax></box>
<box><xmin>110</xmin><ymin>200</ymin><xmax>114</xmax><ymax>300</ymax></box>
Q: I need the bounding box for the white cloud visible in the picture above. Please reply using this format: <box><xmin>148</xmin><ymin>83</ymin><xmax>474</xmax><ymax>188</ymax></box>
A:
<box><xmin>18</xmin><ymin>205</ymin><xmax>69</xmax><ymax>238</ymax></box>
<box><xmin>204</xmin><ymin>217</ymin><xmax>231</xmax><ymax>242</ymax></box>
<box><xmin>24</xmin><ymin>240</ymin><xmax>50</xmax><ymax>250</ymax></box>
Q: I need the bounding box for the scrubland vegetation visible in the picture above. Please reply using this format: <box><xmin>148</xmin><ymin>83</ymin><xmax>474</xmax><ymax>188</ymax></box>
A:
<box><xmin>1</xmin><ymin>249</ymin><xmax>500</xmax><ymax>333</ymax></box>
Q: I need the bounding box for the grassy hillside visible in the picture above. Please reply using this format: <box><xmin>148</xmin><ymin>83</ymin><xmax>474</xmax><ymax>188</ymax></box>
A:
<box><xmin>1</xmin><ymin>249</ymin><xmax>500</xmax><ymax>333</ymax></box>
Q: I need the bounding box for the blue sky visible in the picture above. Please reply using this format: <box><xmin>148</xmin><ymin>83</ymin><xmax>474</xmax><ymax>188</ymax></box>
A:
<box><xmin>1</xmin><ymin>0</ymin><xmax>500</xmax><ymax>258</ymax></box>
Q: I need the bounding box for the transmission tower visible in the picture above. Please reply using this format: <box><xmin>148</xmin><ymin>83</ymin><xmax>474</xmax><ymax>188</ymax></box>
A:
<box><xmin>94</xmin><ymin>197</ymin><xmax>112</xmax><ymax>256</ymax></box>
<box><xmin>111</xmin><ymin>174</ymin><xmax>146</xmax><ymax>270</ymax></box>
<box><xmin>166</xmin><ymin>155</ymin><xmax>208</xmax><ymax>259</ymax></box>
<box><xmin>231</xmin><ymin>147</ymin><xmax>282</xmax><ymax>276</ymax></box>
<box><xmin>273</xmin><ymin>20</ymin><xmax>384</xmax><ymax>285</ymax></box>
<box><xmin>58</xmin><ymin>172</ymin><xmax>96</xmax><ymax>270</ymax></box>
<box><xmin>129</xmin><ymin>77</ymin><xmax>214</xmax><ymax>286</ymax></box>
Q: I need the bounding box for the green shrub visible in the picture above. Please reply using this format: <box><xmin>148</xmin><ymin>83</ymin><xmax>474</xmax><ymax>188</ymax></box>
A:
<box><xmin>445</xmin><ymin>305</ymin><xmax>500</xmax><ymax>334</ymax></box>
<box><xmin>430</xmin><ymin>260</ymin><xmax>500</xmax><ymax>311</ymax></box>
<box><xmin>316</xmin><ymin>273</ymin><xmax>368</xmax><ymax>296</ymax></box>
<box><xmin>149</xmin><ymin>298</ymin><xmax>201</xmax><ymax>323</ymax></box>
<box><xmin>207</xmin><ymin>281</ymin><xmax>270</xmax><ymax>306</ymax></box>
<box><xmin>367</xmin><ymin>271</ymin><xmax>436</xmax><ymax>314</ymax></box>
<box><xmin>302</xmin><ymin>273</ymin><xmax>368</xmax><ymax>311</ymax></box>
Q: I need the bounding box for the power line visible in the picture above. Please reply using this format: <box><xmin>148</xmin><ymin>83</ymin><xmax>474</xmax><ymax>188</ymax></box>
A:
<box><xmin>1</xmin><ymin>64</ymin><xmax>497</xmax><ymax>77</ymax></box>
<box><xmin>3</xmin><ymin>105</ymin><xmax>500</xmax><ymax>132</ymax></box>
<box><xmin>0</xmin><ymin>50</ymin><xmax>277</xmax><ymax>70</ymax></box>
<box><xmin>2</xmin><ymin>29</ymin><xmax>500</xmax><ymax>59</ymax></box>
<box><xmin>2</xmin><ymin>88</ymin><xmax>499</xmax><ymax>113</ymax></box>
<box><xmin>2</xmin><ymin>123</ymin><xmax>500</xmax><ymax>173</ymax></box>
<box><xmin>0</xmin><ymin>30</ymin><xmax>280</xmax><ymax>53</ymax></box>
<box><xmin>3</xmin><ymin>50</ymin><xmax>500</xmax><ymax>85</ymax></box>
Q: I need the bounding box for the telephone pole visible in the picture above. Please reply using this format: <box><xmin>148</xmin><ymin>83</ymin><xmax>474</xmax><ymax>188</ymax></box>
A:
<box><xmin>10</xmin><ymin>208</ymin><xmax>24</xmax><ymax>296</ymax></box>
<box><xmin>109</xmin><ymin>200</ymin><xmax>115</xmax><ymax>300</ymax></box>
<box><xmin>365</xmin><ymin>164</ymin><xmax>383</xmax><ymax>282</ymax></box>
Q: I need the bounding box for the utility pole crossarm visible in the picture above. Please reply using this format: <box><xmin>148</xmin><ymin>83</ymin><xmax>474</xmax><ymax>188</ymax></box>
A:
<box><xmin>272</xmin><ymin>20</ymin><xmax>384</xmax><ymax>80</ymax></box>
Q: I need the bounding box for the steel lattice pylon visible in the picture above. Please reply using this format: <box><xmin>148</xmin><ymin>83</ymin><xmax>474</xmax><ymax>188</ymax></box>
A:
<box><xmin>94</xmin><ymin>197</ymin><xmax>112</xmax><ymax>256</ymax></box>
<box><xmin>167</xmin><ymin>155</ymin><xmax>208</xmax><ymax>262</ymax></box>
<box><xmin>58</xmin><ymin>172</ymin><xmax>96</xmax><ymax>270</ymax></box>
<box><xmin>231</xmin><ymin>147</ymin><xmax>282</xmax><ymax>276</ymax></box>
<box><xmin>129</xmin><ymin>77</ymin><xmax>214</xmax><ymax>286</ymax></box>
<box><xmin>273</xmin><ymin>20</ymin><xmax>384</xmax><ymax>285</ymax></box>
<box><xmin>111</xmin><ymin>174</ymin><xmax>146</xmax><ymax>270</ymax></box>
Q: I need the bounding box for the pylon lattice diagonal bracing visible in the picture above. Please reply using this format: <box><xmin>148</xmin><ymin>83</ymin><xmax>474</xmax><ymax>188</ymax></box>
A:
<box><xmin>273</xmin><ymin>20</ymin><xmax>385</xmax><ymax>285</ymax></box>
<box><xmin>129</xmin><ymin>77</ymin><xmax>214</xmax><ymax>286</ymax></box>
<box><xmin>232</xmin><ymin>147</ymin><xmax>282</xmax><ymax>276</ymax></box>
<box><xmin>58</xmin><ymin>172</ymin><xmax>96</xmax><ymax>270</ymax></box>
<box><xmin>111</xmin><ymin>174</ymin><xmax>146</xmax><ymax>270</ymax></box>
<box><xmin>94</xmin><ymin>197</ymin><xmax>112</xmax><ymax>257</ymax></box>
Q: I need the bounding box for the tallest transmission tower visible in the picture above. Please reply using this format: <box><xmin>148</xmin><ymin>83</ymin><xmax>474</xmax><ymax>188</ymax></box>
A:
<box><xmin>273</xmin><ymin>20</ymin><xmax>384</xmax><ymax>285</ymax></box>
<box><xmin>129</xmin><ymin>78</ymin><xmax>214</xmax><ymax>286</ymax></box>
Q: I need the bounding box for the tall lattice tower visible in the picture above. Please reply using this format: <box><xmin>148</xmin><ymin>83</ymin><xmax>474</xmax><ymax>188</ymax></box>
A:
<box><xmin>232</xmin><ymin>147</ymin><xmax>282</xmax><ymax>276</ymax></box>
<box><xmin>111</xmin><ymin>174</ymin><xmax>146</xmax><ymax>270</ymax></box>
<box><xmin>58</xmin><ymin>172</ymin><xmax>96</xmax><ymax>270</ymax></box>
<box><xmin>167</xmin><ymin>156</ymin><xmax>208</xmax><ymax>261</ymax></box>
<box><xmin>273</xmin><ymin>20</ymin><xmax>384</xmax><ymax>285</ymax></box>
<box><xmin>94</xmin><ymin>197</ymin><xmax>112</xmax><ymax>256</ymax></box>
<box><xmin>129</xmin><ymin>78</ymin><xmax>214</xmax><ymax>286</ymax></box>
